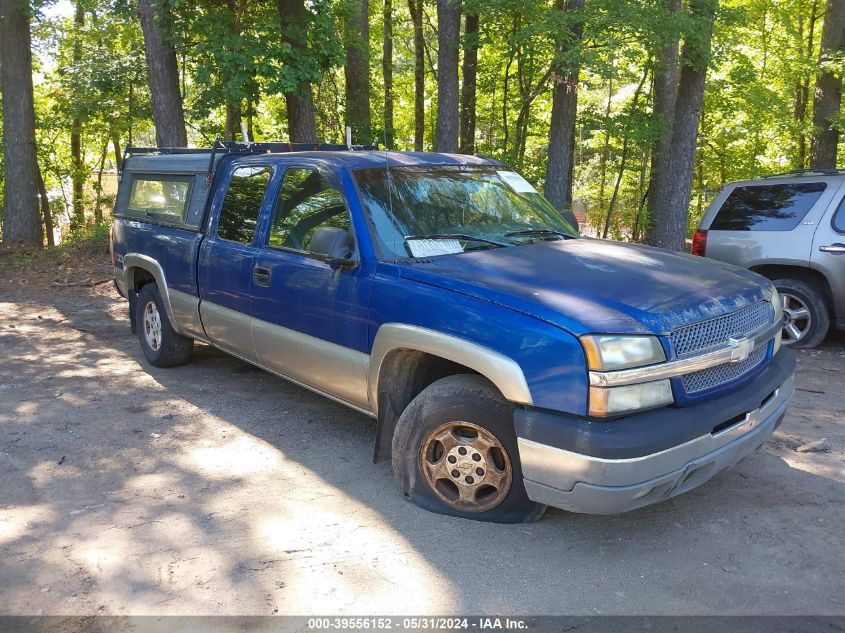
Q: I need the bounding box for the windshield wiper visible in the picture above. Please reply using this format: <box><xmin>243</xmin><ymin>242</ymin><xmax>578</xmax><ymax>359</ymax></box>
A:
<box><xmin>504</xmin><ymin>228</ymin><xmax>572</xmax><ymax>239</ymax></box>
<box><xmin>405</xmin><ymin>233</ymin><xmax>512</xmax><ymax>248</ymax></box>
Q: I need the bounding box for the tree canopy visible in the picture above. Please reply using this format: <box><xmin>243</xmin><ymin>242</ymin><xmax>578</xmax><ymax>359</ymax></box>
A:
<box><xmin>0</xmin><ymin>0</ymin><xmax>841</xmax><ymax>247</ymax></box>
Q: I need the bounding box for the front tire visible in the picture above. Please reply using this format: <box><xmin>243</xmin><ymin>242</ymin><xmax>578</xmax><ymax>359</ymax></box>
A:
<box><xmin>773</xmin><ymin>278</ymin><xmax>831</xmax><ymax>349</ymax></box>
<box><xmin>391</xmin><ymin>374</ymin><xmax>545</xmax><ymax>523</ymax></box>
<box><xmin>136</xmin><ymin>283</ymin><xmax>193</xmax><ymax>367</ymax></box>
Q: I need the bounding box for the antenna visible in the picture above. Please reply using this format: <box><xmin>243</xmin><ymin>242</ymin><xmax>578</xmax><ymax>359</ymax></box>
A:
<box><xmin>240</xmin><ymin>122</ymin><xmax>251</xmax><ymax>145</ymax></box>
<box><xmin>205</xmin><ymin>134</ymin><xmax>221</xmax><ymax>187</ymax></box>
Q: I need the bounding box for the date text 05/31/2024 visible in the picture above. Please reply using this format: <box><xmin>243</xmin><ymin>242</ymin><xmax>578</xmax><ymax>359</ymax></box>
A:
<box><xmin>306</xmin><ymin>617</ymin><xmax>529</xmax><ymax>630</ymax></box>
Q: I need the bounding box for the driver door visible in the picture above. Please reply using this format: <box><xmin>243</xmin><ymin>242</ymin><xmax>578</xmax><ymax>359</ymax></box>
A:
<box><xmin>250</xmin><ymin>163</ymin><xmax>373</xmax><ymax>409</ymax></box>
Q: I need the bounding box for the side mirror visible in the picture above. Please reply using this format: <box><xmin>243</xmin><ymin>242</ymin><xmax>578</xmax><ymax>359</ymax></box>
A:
<box><xmin>309</xmin><ymin>226</ymin><xmax>357</xmax><ymax>268</ymax></box>
<box><xmin>563</xmin><ymin>209</ymin><xmax>579</xmax><ymax>232</ymax></box>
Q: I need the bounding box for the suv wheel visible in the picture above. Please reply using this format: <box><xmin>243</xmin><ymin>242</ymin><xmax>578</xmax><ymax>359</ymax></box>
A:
<box><xmin>391</xmin><ymin>374</ymin><xmax>545</xmax><ymax>523</ymax></box>
<box><xmin>773</xmin><ymin>278</ymin><xmax>831</xmax><ymax>349</ymax></box>
<box><xmin>136</xmin><ymin>283</ymin><xmax>194</xmax><ymax>367</ymax></box>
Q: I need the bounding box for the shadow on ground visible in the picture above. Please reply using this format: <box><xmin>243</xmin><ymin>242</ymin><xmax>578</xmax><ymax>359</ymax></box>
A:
<box><xmin>1</xmin><ymin>286</ymin><xmax>843</xmax><ymax>623</ymax></box>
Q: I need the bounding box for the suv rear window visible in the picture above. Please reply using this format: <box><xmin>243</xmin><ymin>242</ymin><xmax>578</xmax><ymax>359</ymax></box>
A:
<box><xmin>711</xmin><ymin>182</ymin><xmax>826</xmax><ymax>231</ymax></box>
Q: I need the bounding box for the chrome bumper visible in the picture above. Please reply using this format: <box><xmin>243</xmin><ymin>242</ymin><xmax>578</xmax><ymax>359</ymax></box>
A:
<box><xmin>518</xmin><ymin>374</ymin><xmax>794</xmax><ymax>515</ymax></box>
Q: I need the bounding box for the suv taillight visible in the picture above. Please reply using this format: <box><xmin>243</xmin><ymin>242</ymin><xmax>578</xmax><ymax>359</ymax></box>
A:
<box><xmin>692</xmin><ymin>229</ymin><xmax>708</xmax><ymax>256</ymax></box>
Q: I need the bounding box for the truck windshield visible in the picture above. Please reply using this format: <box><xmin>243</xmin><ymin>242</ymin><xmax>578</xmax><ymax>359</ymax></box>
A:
<box><xmin>354</xmin><ymin>165</ymin><xmax>578</xmax><ymax>260</ymax></box>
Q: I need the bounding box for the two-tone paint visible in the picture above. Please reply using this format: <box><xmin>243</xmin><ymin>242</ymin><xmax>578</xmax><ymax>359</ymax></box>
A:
<box><xmin>112</xmin><ymin>149</ymin><xmax>794</xmax><ymax>515</ymax></box>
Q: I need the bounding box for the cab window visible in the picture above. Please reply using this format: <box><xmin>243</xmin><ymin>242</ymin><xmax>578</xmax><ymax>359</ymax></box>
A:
<box><xmin>217</xmin><ymin>165</ymin><xmax>273</xmax><ymax>243</ymax></box>
<box><xmin>268</xmin><ymin>168</ymin><xmax>350</xmax><ymax>252</ymax></box>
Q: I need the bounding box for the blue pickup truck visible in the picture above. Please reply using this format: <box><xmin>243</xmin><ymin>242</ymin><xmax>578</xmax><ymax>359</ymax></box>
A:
<box><xmin>111</xmin><ymin>142</ymin><xmax>795</xmax><ymax>523</ymax></box>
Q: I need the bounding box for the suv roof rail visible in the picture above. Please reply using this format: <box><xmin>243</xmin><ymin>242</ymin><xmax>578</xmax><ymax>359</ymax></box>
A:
<box><xmin>762</xmin><ymin>167</ymin><xmax>845</xmax><ymax>179</ymax></box>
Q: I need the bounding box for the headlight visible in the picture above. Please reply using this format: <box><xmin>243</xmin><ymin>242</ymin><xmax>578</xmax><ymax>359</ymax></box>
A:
<box><xmin>771</xmin><ymin>287</ymin><xmax>783</xmax><ymax>322</ymax></box>
<box><xmin>771</xmin><ymin>287</ymin><xmax>784</xmax><ymax>355</ymax></box>
<box><xmin>581</xmin><ymin>335</ymin><xmax>666</xmax><ymax>371</ymax></box>
<box><xmin>589</xmin><ymin>380</ymin><xmax>673</xmax><ymax>417</ymax></box>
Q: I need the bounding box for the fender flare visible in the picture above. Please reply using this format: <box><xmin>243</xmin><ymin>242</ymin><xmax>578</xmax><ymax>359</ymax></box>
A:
<box><xmin>122</xmin><ymin>254</ymin><xmax>184</xmax><ymax>336</ymax></box>
<box><xmin>367</xmin><ymin>323</ymin><xmax>534</xmax><ymax>413</ymax></box>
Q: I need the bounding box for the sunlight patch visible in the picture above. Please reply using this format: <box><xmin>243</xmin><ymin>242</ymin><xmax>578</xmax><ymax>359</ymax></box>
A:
<box><xmin>190</xmin><ymin>435</ymin><xmax>283</xmax><ymax>477</ymax></box>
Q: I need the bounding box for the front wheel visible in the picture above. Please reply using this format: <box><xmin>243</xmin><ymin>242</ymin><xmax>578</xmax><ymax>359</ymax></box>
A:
<box><xmin>391</xmin><ymin>374</ymin><xmax>545</xmax><ymax>523</ymax></box>
<box><xmin>136</xmin><ymin>283</ymin><xmax>193</xmax><ymax>367</ymax></box>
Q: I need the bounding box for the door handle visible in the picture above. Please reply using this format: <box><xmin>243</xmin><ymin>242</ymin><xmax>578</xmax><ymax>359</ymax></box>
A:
<box><xmin>819</xmin><ymin>243</ymin><xmax>845</xmax><ymax>254</ymax></box>
<box><xmin>252</xmin><ymin>266</ymin><xmax>272</xmax><ymax>286</ymax></box>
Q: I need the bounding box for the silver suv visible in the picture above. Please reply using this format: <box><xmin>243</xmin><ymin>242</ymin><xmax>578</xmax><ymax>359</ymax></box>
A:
<box><xmin>695</xmin><ymin>169</ymin><xmax>845</xmax><ymax>348</ymax></box>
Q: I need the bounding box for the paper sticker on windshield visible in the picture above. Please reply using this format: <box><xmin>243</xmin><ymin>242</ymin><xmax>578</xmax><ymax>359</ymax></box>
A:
<box><xmin>406</xmin><ymin>238</ymin><xmax>464</xmax><ymax>257</ymax></box>
<box><xmin>497</xmin><ymin>171</ymin><xmax>538</xmax><ymax>194</ymax></box>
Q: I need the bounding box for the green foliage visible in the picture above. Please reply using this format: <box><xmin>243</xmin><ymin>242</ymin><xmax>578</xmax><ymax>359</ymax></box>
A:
<box><xmin>6</xmin><ymin>0</ymin><xmax>830</xmax><ymax>247</ymax></box>
<box><xmin>61</xmin><ymin>220</ymin><xmax>111</xmax><ymax>249</ymax></box>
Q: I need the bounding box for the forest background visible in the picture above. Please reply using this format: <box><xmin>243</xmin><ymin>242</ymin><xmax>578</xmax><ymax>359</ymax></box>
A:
<box><xmin>0</xmin><ymin>0</ymin><xmax>842</xmax><ymax>251</ymax></box>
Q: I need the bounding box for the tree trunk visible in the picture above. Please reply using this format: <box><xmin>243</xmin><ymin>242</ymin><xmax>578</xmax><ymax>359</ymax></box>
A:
<box><xmin>632</xmin><ymin>149</ymin><xmax>649</xmax><ymax>242</ymax></box>
<box><xmin>224</xmin><ymin>102</ymin><xmax>243</xmax><ymax>141</ymax></box>
<box><xmin>597</xmin><ymin>69</ymin><xmax>614</xmax><ymax>211</ymax></box>
<box><xmin>112</xmin><ymin>132</ymin><xmax>123</xmax><ymax>171</ymax></box>
<box><xmin>602</xmin><ymin>69</ymin><xmax>647</xmax><ymax>239</ymax></box>
<box><xmin>793</xmin><ymin>0</ymin><xmax>819</xmax><ymax>169</ymax></box>
<box><xmin>137</xmin><ymin>0</ymin><xmax>188</xmax><ymax>147</ymax></box>
<box><xmin>246</xmin><ymin>97</ymin><xmax>256</xmax><ymax>141</ymax></box>
<box><xmin>645</xmin><ymin>0</ymin><xmax>681</xmax><ymax>245</ymax></box>
<box><xmin>94</xmin><ymin>138</ymin><xmax>109</xmax><ymax>225</ymax></box>
<box><xmin>0</xmin><ymin>0</ymin><xmax>41</xmax><ymax>246</ymax></box>
<box><xmin>344</xmin><ymin>0</ymin><xmax>371</xmax><ymax>143</ymax></box>
<box><xmin>434</xmin><ymin>0</ymin><xmax>460</xmax><ymax>153</ymax></box>
<box><xmin>383</xmin><ymin>0</ymin><xmax>394</xmax><ymax>148</ymax></box>
<box><xmin>810</xmin><ymin>0</ymin><xmax>845</xmax><ymax>169</ymax></box>
<box><xmin>544</xmin><ymin>0</ymin><xmax>586</xmax><ymax>213</ymax></box>
<box><xmin>645</xmin><ymin>0</ymin><xmax>717</xmax><ymax>252</ymax></box>
<box><xmin>37</xmin><ymin>165</ymin><xmax>54</xmax><ymax>247</ymax></box>
<box><xmin>70</xmin><ymin>2</ymin><xmax>85</xmax><ymax>229</ymax></box>
<box><xmin>408</xmin><ymin>0</ymin><xmax>425</xmax><ymax>150</ymax></box>
<box><xmin>277</xmin><ymin>0</ymin><xmax>318</xmax><ymax>143</ymax></box>
<box><xmin>459</xmin><ymin>13</ymin><xmax>479</xmax><ymax>154</ymax></box>
<box><xmin>222</xmin><ymin>0</ymin><xmax>245</xmax><ymax>143</ymax></box>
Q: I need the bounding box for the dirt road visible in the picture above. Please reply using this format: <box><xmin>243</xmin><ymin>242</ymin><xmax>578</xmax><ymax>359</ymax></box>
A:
<box><xmin>1</xmin><ymin>256</ymin><xmax>843</xmax><ymax>618</ymax></box>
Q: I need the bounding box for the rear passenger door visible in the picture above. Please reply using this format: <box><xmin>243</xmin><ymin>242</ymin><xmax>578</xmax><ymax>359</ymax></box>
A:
<box><xmin>198</xmin><ymin>161</ymin><xmax>276</xmax><ymax>360</ymax></box>
<box><xmin>704</xmin><ymin>179</ymin><xmax>841</xmax><ymax>268</ymax></box>
<box><xmin>811</xmin><ymin>187</ymin><xmax>845</xmax><ymax>321</ymax></box>
<box><xmin>249</xmin><ymin>163</ymin><xmax>372</xmax><ymax>410</ymax></box>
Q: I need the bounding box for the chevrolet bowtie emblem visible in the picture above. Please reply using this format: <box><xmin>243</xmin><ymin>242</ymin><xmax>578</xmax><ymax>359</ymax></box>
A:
<box><xmin>728</xmin><ymin>337</ymin><xmax>754</xmax><ymax>362</ymax></box>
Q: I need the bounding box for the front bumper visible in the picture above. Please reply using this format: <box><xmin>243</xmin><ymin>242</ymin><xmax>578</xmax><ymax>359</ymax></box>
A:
<box><xmin>516</xmin><ymin>349</ymin><xmax>795</xmax><ymax>514</ymax></box>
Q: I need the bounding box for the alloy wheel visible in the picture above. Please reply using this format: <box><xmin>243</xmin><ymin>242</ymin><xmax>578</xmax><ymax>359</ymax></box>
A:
<box><xmin>780</xmin><ymin>292</ymin><xmax>812</xmax><ymax>344</ymax></box>
<box><xmin>143</xmin><ymin>300</ymin><xmax>163</xmax><ymax>351</ymax></box>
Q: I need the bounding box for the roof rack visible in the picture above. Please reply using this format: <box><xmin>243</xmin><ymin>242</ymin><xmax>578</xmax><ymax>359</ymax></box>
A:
<box><xmin>762</xmin><ymin>167</ymin><xmax>845</xmax><ymax>179</ymax></box>
<box><xmin>124</xmin><ymin>140</ymin><xmax>378</xmax><ymax>158</ymax></box>
<box><xmin>120</xmin><ymin>139</ymin><xmax>379</xmax><ymax>183</ymax></box>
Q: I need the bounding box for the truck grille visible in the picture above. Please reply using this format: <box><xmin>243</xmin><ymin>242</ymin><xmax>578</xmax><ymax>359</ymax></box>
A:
<box><xmin>681</xmin><ymin>346</ymin><xmax>767</xmax><ymax>394</ymax></box>
<box><xmin>671</xmin><ymin>302</ymin><xmax>773</xmax><ymax>396</ymax></box>
<box><xmin>671</xmin><ymin>302</ymin><xmax>772</xmax><ymax>358</ymax></box>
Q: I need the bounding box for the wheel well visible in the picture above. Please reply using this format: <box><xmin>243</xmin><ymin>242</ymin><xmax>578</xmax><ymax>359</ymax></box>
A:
<box><xmin>372</xmin><ymin>349</ymin><xmax>481</xmax><ymax>463</ymax></box>
<box><xmin>749</xmin><ymin>265</ymin><xmax>833</xmax><ymax>304</ymax></box>
<box><xmin>130</xmin><ymin>267</ymin><xmax>156</xmax><ymax>292</ymax></box>
<box><xmin>126</xmin><ymin>267</ymin><xmax>157</xmax><ymax>334</ymax></box>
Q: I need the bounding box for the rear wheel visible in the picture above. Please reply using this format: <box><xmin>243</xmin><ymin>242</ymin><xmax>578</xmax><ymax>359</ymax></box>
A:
<box><xmin>773</xmin><ymin>278</ymin><xmax>830</xmax><ymax>349</ymax></box>
<box><xmin>391</xmin><ymin>374</ymin><xmax>545</xmax><ymax>523</ymax></box>
<box><xmin>136</xmin><ymin>283</ymin><xmax>193</xmax><ymax>367</ymax></box>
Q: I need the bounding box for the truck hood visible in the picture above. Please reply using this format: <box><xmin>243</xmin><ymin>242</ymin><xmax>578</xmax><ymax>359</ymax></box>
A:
<box><xmin>398</xmin><ymin>239</ymin><xmax>771</xmax><ymax>336</ymax></box>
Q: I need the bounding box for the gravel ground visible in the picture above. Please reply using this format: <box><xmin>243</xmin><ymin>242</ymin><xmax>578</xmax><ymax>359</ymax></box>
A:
<box><xmin>1</xmin><ymin>260</ymin><xmax>843</xmax><ymax>620</ymax></box>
